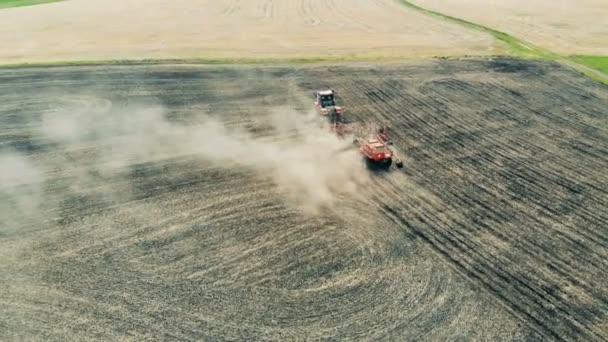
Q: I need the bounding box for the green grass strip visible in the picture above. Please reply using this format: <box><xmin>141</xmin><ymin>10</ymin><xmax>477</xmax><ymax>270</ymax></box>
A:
<box><xmin>570</xmin><ymin>56</ymin><xmax>608</xmax><ymax>75</ymax></box>
<box><xmin>0</xmin><ymin>0</ymin><xmax>64</xmax><ymax>9</ymax></box>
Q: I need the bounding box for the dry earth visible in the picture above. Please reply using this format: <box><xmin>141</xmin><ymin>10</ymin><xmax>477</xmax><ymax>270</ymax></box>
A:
<box><xmin>0</xmin><ymin>58</ymin><xmax>607</xmax><ymax>340</ymax></box>
<box><xmin>0</xmin><ymin>0</ymin><xmax>504</xmax><ymax>64</ymax></box>
<box><xmin>412</xmin><ymin>0</ymin><xmax>608</xmax><ymax>55</ymax></box>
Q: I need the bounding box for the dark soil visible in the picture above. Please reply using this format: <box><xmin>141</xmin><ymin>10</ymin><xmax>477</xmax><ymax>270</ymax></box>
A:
<box><xmin>1</xmin><ymin>58</ymin><xmax>606</xmax><ymax>341</ymax></box>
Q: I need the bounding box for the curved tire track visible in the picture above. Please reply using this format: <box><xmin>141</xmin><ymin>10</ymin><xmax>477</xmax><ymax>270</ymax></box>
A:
<box><xmin>1</xmin><ymin>58</ymin><xmax>606</xmax><ymax>340</ymax></box>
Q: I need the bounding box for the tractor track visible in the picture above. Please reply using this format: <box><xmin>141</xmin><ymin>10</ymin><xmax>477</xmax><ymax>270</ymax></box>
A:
<box><xmin>1</xmin><ymin>58</ymin><xmax>607</xmax><ymax>340</ymax></box>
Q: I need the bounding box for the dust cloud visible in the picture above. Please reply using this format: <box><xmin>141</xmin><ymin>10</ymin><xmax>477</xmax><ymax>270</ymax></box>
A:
<box><xmin>2</xmin><ymin>99</ymin><xmax>367</xmax><ymax>236</ymax></box>
<box><xmin>0</xmin><ymin>151</ymin><xmax>45</xmax><ymax>234</ymax></box>
<box><xmin>32</xmin><ymin>98</ymin><xmax>369</xmax><ymax>214</ymax></box>
<box><xmin>193</xmin><ymin>107</ymin><xmax>370</xmax><ymax>212</ymax></box>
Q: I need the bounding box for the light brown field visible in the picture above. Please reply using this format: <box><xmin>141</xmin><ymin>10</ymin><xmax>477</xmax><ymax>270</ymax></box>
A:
<box><xmin>0</xmin><ymin>0</ymin><xmax>504</xmax><ymax>64</ymax></box>
<box><xmin>412</xmin><ymin>0</ymin><xmax>608</xmax><ymax>55</ymax></box>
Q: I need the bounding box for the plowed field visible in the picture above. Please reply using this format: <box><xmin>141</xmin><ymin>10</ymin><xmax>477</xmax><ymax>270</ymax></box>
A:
<box><xmin>1</xmin><ymin>58</ymin><xmax>607</xmax><ymax>340</ymax></box>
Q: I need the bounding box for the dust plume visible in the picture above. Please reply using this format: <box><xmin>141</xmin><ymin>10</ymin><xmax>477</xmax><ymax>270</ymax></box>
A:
<box><xmin>36</xmin><ymin>98</ymin><xmax>369</xmax><ymax>212</ymax></box>
<box><xmin>190</xmin><ymin>107</ymin><xmax>370</xmax><ymax>211</ymax></box>
<box><xmin>0</xmin><ymin>150</ymin><xmax>45</xmax><ymax>234</ymax></box>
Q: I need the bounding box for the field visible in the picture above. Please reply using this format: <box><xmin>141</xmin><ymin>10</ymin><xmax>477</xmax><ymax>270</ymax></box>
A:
<box><xmin>1</xmin><ymin>58</ymin><xmax>607</xmax><ymax>340</ymax></box>
<box><xmin>411</xmin><ymin>0</ymin><xmax>608</xmax><ymax>55</ymax></box>
<box><xmin>0</xmin><ymin>0</ymin><xmax>503</xmax><ymax>65</ymax></box>
<box><xmin>1</xmin><ymin>0</ymin><xmax>607</xmax><ymax>339</ymax></box>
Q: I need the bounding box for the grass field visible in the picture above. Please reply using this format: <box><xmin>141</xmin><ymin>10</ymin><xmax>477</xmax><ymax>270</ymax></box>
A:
<box><xmin>0</xmin><ymin>0</ymin><xmax>62</xmax><ymax>9</ymax></box>
<box><xmin>572</xmin><ymin>56</ymin><xmax>608</xmax><ymax>74</ymax></box>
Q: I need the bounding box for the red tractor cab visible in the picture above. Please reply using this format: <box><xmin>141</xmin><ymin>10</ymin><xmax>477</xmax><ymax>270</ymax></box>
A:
<box><xmin>314</xmin><ymin>89</ymin><xmax>344</xmax><ymax>116</ymax></box>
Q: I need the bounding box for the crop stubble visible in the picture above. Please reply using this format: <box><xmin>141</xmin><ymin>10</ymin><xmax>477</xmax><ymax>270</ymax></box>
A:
<box><xmin>411</xmin><ymin>0</ymin><xmax>608</xmax><ymax>55</ymax></box>
<box><xmin>0</xmin><ymin>0</ymin><xmax>501</xmax><ymax>65</ymax></box>
<box><xmin>0</xmin><ymin>58</ymin><xmax>607</xmax><ymax>340</ymax></box>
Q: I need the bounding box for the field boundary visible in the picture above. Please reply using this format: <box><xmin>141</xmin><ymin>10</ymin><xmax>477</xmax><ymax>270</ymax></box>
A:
<box><xmin>0</xmin><ymin>0</ymin><xmax>605</xmax><ymax>86</ymax></box>
<box><xmin>398</xmin><ymin>1</ymin><xmax>555</xmax><ymax>59</ymax></box>
<box><xmin>0</xmin><ymin>0</ymin><xmax>64</xmax><ymax>9</ymax></box>
<box><xmin>398</xmin><ymin>0</ymin><xmax>608</xmax><ymax>85</ymax></box>
<box><xmin>0</xmin><ymin>54</ymin><xmax>508</xmax><ymax>69</ymax></box>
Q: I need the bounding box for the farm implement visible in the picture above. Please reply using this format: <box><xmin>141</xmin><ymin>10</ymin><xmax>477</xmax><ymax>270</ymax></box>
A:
<box><xmin>314</xmin><ymin>89</ymin><xmax>404</xmax><ymax>170</ymax></box>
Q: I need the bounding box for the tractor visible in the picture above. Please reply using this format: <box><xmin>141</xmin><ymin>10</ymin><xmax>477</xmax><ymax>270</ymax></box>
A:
<box><xmin>313</xmin><ymin>88</ymin><xmax>404</xmax><ymax>170</ymax></box>
<box><xmin>314</xmin><ymin>89</ymin><xmax>344</xmax><ymax>116</ymax></box>
<box><xmin>314</xmin><ymin>89</ymin><xmax>351</xmax><ymax>136</ymax></box>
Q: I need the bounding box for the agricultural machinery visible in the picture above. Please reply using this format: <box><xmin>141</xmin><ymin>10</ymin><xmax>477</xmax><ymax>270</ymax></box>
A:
<box><xmin>314</xmin><ymin>88</ymin><xmax>403</xmax><ymax>170</ymax></box>
<box><xmin>354</xmin><ymin>132</ymin><xmax>404</xmax><ymax>170</ymax></box>
<box><xmin>314</xmin><ymin>89</ymin><xmax>344</xmax><ymax>116</ymax></box>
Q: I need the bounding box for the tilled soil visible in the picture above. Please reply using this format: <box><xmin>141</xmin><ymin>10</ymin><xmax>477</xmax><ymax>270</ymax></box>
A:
<box><xmin>0</xmin><ymin>58</ymin><xmax>607</xmax><ymax>340</ymax></box>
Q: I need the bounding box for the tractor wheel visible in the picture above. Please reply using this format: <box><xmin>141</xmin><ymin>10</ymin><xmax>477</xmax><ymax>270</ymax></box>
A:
<box><xmin>364</xmin><ymin>157</ymin><xmax>376</xmax><ymax>169</ymax></box>
<box><xmin>365</xmin><ymin>157</ymin><xmax>392</xmax><ymax>171</ymax></box>
<box><xmin>383</xmin><ymin>158</ymin><xmax>393</xmax><ymax>169</ymax></box>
